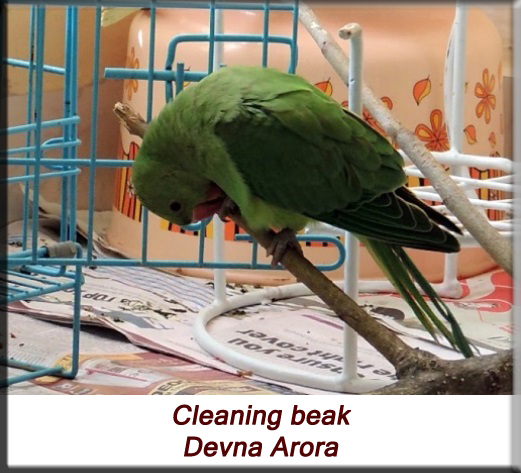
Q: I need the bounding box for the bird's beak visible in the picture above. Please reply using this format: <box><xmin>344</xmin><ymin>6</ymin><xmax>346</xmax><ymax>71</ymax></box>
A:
<box><xmin>191</xmin><ymin>184</ymin><xmax>226</xmax><ymax>222</ymax></box>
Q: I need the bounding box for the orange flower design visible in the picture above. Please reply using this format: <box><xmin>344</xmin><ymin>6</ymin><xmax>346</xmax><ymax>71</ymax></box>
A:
<box><xmin>125</xmin><ymin>47</ymin><xmax>140</xmax><ymax>101</ymax></box>
<box><xmin>489</xmin><ymin>132</ymin><xmax>496</xmax><ymax>147</ymax></box>
<box><xmin>341</xmin><ymin>97</ymin><xmax>393</xmax><ymax>137</ymax></box>
<box><xmin>114</xmin><ymin>141</ymin><xmax>142</xmax><ymax>222</ymax></box>
<box><xmin>314</xmin><ymin>80</ymin><xmax>394</xmax><ymax>143</ymax></box>
<box><xmin>463</xmin><ymin>124</ymin><xmax>477</xmax><ymax>145</ymax></box>
<box><xmin>363</xmin><ymin>101</ymin><xmax>393</xmax><ymax>136</ymax></box>
<box><xmin>475</xmin><ymin>68</ymin><xmax>496</xmax><ymax>124</ymax></box>
<box><xmin>412</xmin><ymin>76</ymin><xmax>431</xmax><ymax>105</ymax></box>
<box><xmin>415</xmin><ymin>109</ymin><xmax>449</xmax><ymax>152</ymax></box>
<box><xmin>314</xmin><ymin>79</ymin><xmax>333</xmax><ymax>96</ymax></box>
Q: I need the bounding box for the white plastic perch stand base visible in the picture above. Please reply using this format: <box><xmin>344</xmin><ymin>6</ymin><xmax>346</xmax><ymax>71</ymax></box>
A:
<box><xmin>193</xmin><ymin>283</ymin><xmax>394</xmax><ymax>394</ymax></box>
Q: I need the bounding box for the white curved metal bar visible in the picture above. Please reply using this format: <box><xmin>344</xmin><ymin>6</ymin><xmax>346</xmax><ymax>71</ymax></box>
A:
<box><xmin>211</xmin><ymin>8</ymin><xmax>227</xmax><ymax>305</ymax></box>
<box><xmin>193</xmin><ymin>282</ymin><xmax>393</xmax><ymax>393</ymax></box>
<box><xmin>412</xmin><ymin>191</ymin><xmax>512</xmax><ymax>210</ymax></box>
<box><xmin>342</xmin><ymin>21</ymin><xmax>363</xmax><ymax>383</ymax></box>
<box><xmin>401</xmin><ymin>150</ymin><xmax>514</xmax><ymax>173</ymax></box>
<box><xmin>406</xmin><ymin>168</ymin><xmax>513</xmax><ymax>192</ymax></box>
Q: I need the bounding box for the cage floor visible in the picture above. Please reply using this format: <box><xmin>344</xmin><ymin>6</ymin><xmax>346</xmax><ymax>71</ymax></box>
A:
<box><xmin>4</xmin><ymin>263</ymin><xmax>511</xmax><ymax>395</ymax></box>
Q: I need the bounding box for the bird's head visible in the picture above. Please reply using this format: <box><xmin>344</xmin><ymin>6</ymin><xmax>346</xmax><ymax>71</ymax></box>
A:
<box><xmin>131</xmin><ymin>153</ymin><xmax>226</xmax><ymax>226</ymax></box>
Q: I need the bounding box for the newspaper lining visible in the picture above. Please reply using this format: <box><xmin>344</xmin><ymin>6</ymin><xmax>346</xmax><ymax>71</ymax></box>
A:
<box><xmin>5</xmin><ymin>219</ymin><xmax>511</xmax><ymax>394</ymax></box>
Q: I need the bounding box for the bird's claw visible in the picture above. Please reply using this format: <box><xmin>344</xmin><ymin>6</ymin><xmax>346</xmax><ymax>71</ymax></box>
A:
<box><xmin>266</xmin><ymin>228</ymin><xmax>303</xmax><ymax>268</ymax></box>
<box><xmin>217</xmin><ymin>197</ymin><xmax>239</xmax><ymax>223</ymax></box>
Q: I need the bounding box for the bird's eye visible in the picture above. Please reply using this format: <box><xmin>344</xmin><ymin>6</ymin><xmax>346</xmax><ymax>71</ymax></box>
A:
<box><xmin>170</xmin><ymin>201</ymin><xmax>182</xmax><ymax>212</ymax></box>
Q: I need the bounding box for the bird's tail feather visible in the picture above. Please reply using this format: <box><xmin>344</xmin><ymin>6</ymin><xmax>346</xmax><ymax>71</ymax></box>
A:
<box><xmin>362</xmin><ymin>237</ymin><xmax>474</xmax><ymax>358</ymax></box>
<box><xmin>394</xmin><ymin>186</ymin><xmax>462</xmax><ymax>235</ymax></box>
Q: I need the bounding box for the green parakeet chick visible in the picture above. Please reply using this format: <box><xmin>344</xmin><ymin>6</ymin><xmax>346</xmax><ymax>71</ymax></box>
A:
<box><xmin>132</xmin><ymin>65</ymin><xmax>473</xmax><ymax>357</ymax></box>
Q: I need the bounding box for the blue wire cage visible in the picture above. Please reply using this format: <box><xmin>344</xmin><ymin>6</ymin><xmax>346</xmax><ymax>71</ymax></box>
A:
<box><xmin>2</xmin><ymin>0</ymin><xmax>347</xmax><ymax>387</ymax></box>
<box><xmin>2</xmin><ymin>5</ymin><xmax>84</xmax><ymax>386</ymax></box>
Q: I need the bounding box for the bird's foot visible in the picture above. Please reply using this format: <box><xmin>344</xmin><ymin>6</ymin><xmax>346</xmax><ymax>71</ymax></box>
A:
<box><xmin>266</xmin><ymin>228</ymin><xmax>303</xmax><ymax>268</ymax></box>
<box><xmin>217</xmin><ymin>197</ymin><xmax>240</xmax><ymax>223</ymax></box>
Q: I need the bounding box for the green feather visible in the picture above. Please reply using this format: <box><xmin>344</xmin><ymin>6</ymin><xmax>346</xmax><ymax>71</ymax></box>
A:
<box><xmin>362</xmin><ymin>239</ymin><xmax>473</xmax><ymax>357</ymax></box>
<box><xmin>394</xmin><ymin>247</ymin><xmax>474</xmax><ymax>357</ymax></box>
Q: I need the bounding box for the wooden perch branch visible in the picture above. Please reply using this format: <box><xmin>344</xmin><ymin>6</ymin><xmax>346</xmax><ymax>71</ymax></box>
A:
<box><xmin>299</xmin><ymin>3</ymin><xmax>513</xmax><ymax>276</ymax></box>
<box><xmin>113</xmin><ymin>102</ymin><xmax>512</xmax><ymax>394</ymax></box>
<box><xmin>113</xmin><ymin>102</ymin><xmax>148</xmax><ymax>138</ymax></box>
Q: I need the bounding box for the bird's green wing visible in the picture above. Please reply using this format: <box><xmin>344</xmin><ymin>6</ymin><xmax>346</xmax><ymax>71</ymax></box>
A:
<box><xmin>213</xmin><ymin>68</ymin><xmax>404</xmax><ymax>211</ymax></box>
<box><xmin>213</xmin><ymin>67</ymin><xmax>457</xmax><ymax>251</ymax></box>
